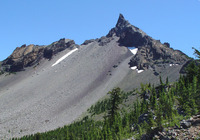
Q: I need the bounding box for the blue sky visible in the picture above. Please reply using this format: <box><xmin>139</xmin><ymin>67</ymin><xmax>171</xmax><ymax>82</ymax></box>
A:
<box><xmin>0</xmin><ymin>0</ymin><xmax>200</xmax><ymax>61</ymax></box>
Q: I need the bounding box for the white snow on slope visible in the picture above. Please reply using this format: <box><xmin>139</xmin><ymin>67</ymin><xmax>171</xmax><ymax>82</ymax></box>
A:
<box><xmin>137</xmin><ymin>69</ymin><xmax>144</xmax><ymax>73</ymax></box>
<box><xmin>169</xmin><ymin>64</ymin><xmax>179</xmax><ymax>67</ymax></box>
<box><xmin>52</xmin><ymin>48</ymin><xmax>78</xmax><ymax>67</ymax></box>
<box><xmin>130</xmin><ymin>66</ymin><xmax>137</xmax><ymax>70</ymax></box>
<box><xmin>130</xmin><ymin>66</ymin><xmax>144</xmax><ymax>73</ymax></box>
<box><xmin>128</xmin><ymin>47</ymin><xmax>138</xmax><ymax>55</ymax></box>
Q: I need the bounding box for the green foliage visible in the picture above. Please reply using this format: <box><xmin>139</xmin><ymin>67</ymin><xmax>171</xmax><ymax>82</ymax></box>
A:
<box><xmin>193</xmin><ymin>47</ymin><xmax>200</xmax><ymax>59</ymax></box>
<box><xmin>14</xmin><ymin>72</ymin><xmax>200</xmax><ymax>140</ymax></box>
<box><xmin>87</xmin><ymin>99</ymin><xmax>111</xmax><ymax>115</ymax></box>
<box><xmin>87</xmin><ymin>90</ymin><xmax>133</xmax><ymax>116</ymax></box>
<box><xmin>107</xmin><ymin>87</ymin><xmax>122</xmax><ymax>125</ymax></box>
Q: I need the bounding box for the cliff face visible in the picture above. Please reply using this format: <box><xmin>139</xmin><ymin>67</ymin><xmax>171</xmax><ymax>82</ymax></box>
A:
<box><xmin>2</xmin><ymin>39</ymin><xmax>77</xmax><ymax>72</ymax></box>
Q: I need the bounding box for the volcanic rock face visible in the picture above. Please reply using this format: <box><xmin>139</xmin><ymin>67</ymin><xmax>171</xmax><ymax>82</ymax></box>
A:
<box><xmin>2</xmin><ymin>44</ymin><xmax>44</xmax><ymax>72</ymax></box>
<box><xmin>107</xmin><ymin>14</ymin><xmax>188</xmax><ymax>70</ymax></box>
<box><xmin>43</xmin><ymin>39</ymin><xmax>77</xmax><ymax>59</ymax></box>
<box><xmin>2</xmin><ymin>39</ymin><xmax>77</xmax><ymax>72</ymax></box>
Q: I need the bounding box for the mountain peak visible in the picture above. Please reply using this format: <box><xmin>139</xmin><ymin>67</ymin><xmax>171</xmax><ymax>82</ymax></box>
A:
<box><xmin>106</xmin><ymin>14</ymin><xmax>189</xmax><ymax>70</ymax></box>
<box><xmin>116</xmin><ymin>13</ymin><xmax>130</xmax><ymax>29</ymax></box>
<box><xmin>107</xmin><ymin>14</ymin><xmax>148</xmax><ymax>47</ymax></box>
<box><xmin>107</xmin><ymin>14</ymin><xmax>147</xmax><ymax>44</ymax></box>
<box><xmin>119</xmin><ymin>13</ymin><xmax>124</xmax><ymax>19</ymax></box>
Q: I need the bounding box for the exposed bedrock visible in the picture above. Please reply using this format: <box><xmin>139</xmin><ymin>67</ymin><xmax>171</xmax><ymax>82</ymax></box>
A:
<box><xmin>2</xmin><ymin>39</ymin><xmax>77</xmax><ymax>72</ymax></box>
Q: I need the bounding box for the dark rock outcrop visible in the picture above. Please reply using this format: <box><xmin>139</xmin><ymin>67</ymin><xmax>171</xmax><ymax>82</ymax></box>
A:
<box><xmin>44</xmin><ymin>38</ymin><xmax>76</xmax><ymax>59</ymax></box>
<box><xmin>81</xmin><ymin>39</ymin><xmax>96</xmax><ymax>45</ymax></box>
<box><xmin>107</xmin><ymin>14</ymin><xmax>149</xmax><ymax>47</ymax></box>
<box><xmin>107</xmin><ymin>14</ymin><xmax>189</xmax><ymax>70</ymax></box>
<box><xmin>2</xmin><ymin>39</ymin><xmax>77</xmax><ymax>72</ymax></box>
<box><xmin>180</xmin><ymin>120</ymin><xmax>192</xmax><ymax>129</ymax></box>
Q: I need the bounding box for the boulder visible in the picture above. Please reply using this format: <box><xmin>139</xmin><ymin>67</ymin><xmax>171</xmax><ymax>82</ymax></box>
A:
<box><xmin>180</xmin><ymin>120</ymin><xmax>192</xmax><ymax>129</ymax></box>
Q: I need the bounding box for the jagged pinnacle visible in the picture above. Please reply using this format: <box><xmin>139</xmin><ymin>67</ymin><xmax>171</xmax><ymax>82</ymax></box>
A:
<box><xmin>116</xmin><ymin>13</ymin><xmax>130</xmax><ymax>28</ymax></box>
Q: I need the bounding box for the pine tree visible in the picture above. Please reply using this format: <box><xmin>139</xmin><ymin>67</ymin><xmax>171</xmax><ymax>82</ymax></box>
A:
<box><xmin>107</xmin><ymin>87</ymin><xmax>122</xmax><ymax>126</ymax></box>
<box><xmin>193</xmin><ymin>47</ymin><xmax>200</xmax><ymax>59</ymax></box>
<box><xmin>186</xmin><ymin>61</ymin><xmax>198</xmax><ymax>82</ymax></box>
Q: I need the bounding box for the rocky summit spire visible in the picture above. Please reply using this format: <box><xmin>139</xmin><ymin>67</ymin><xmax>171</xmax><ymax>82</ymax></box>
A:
<box><xmin>115</xmin><ymin>13</ymin><xmax>130</xmax><ymax>28</ymax></box>
<box><xmin>106</xmin><ymin>14</ymin><xmax>189</xmax><ymax>70</ymax></box>
<box><xmin>107</xmin><ymin>14</ymin><xmax>148</xmax><ymax>47</ymax></box>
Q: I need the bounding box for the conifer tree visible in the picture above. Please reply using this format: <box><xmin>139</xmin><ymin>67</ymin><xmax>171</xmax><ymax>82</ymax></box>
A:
<box><xmin>193</xmin><ymin>47</ymin><xmax>200</xmax><ymax>59</ymax></box>
<box><xmin>186</xmin><ymin>61</ymin><xmax>198</xmax><ymax>82</ymax></box>
<box><xmin>107</xmin><ymin>87</ymin><xmax>122</xmax><ymax>126</ymax></box>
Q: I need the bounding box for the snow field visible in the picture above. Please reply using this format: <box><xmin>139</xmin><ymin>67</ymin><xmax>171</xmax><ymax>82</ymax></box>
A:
<box><xmin>52</xmin><ymin>48</ymin><xmax>78</xmax><ymax>67</ymax></box>
<box><xmin>128</xmin><ymin>48</ymin><xmax>138</xmax><ymax>55</ymax></box>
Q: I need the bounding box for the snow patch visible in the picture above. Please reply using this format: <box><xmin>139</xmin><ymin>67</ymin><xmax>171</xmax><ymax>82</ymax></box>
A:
<box><xmin>52</xmin><ymin>48</ymin><xmax>78</xmax><ymax>67</ymax></box>
<box><xmin>128</xmin><ymin>47</ymin><xmax>138</xmax><ymax>55</ymax></box>
<box><xmin>130</xmin><ymin>66</ymin><xmax>144</xmax><ymax>73</ymax></box>
<box><xmin>137</xmin><ymin>70</ymin><xmax>144</xmax><ymax>73</ymax></box>
<box><xmin>130</xmin><ymin>66</ymin><xmax>137</xmax><ymax>70</ymax></box>
<box><xmin>169</xmin><ymin>64</ymin><xmax>179</xmax><ymax>67</ymax></box>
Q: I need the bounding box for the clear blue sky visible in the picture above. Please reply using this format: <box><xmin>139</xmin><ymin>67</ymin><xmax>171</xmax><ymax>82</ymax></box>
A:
<box><xmin>0</xmin><ymin>0</ymin><xmax>200</xmax><ymax>61</ymax></box>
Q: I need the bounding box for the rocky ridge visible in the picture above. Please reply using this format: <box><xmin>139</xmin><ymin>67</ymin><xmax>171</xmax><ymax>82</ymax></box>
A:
<box><xmin>82</xmin><ymin>14</ymin><xmax>189</xmax><ymax>71</ymax></box>
<box><xmin>1</xmin><ymin>39</ymin><xmax>77</xmax><ymax>72</ymax></box>
<box><xmin>1</xmin><ymin>14</ymin><xmax>189</xmax><ymax>73</ymax></box>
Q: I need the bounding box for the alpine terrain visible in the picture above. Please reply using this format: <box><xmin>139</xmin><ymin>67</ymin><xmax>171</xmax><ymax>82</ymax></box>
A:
<box><xmin>0</xmin><ymin>14</ymin><xmax>190</xmax><ymax>139</ymax></box>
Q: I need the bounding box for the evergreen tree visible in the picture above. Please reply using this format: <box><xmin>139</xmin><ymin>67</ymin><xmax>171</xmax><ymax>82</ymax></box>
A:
<box><xmin>193</xmin><ymin>47</ymin><xmax>200</xmax><ymax>59</ymax></box>
<box><xmin>107</xmin><ymin>87</ymin><xmax>122</xmax><ymax>125</ymax></box>
<box><xmin>186</xmin><ymin>61</ymin><xmax>198</xmax><ymax>82</ymax></box>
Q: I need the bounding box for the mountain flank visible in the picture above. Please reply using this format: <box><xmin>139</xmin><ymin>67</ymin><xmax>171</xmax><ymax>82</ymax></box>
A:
<box><xmin>0</xmin><ymin>14</ymin><xmax>191</xmax><ymax>139</ymax></box>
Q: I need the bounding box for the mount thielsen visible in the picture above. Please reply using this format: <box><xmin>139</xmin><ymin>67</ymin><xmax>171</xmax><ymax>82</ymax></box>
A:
<box><xmin>0</xmin><ymin>14</ymin><xmax>190</xmax><ymax>139</ymax></box>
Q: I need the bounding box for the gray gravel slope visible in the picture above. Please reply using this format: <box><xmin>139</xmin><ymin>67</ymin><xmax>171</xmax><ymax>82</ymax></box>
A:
<box><xmin>0</xmin><ymin>38</ymin><xmax>132</xmax><ymax>139</ymax></box>
<box><xmin>0</xmin><ymin>37</ymin><xmax>184</xmax><ymax>139</ymax></box>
